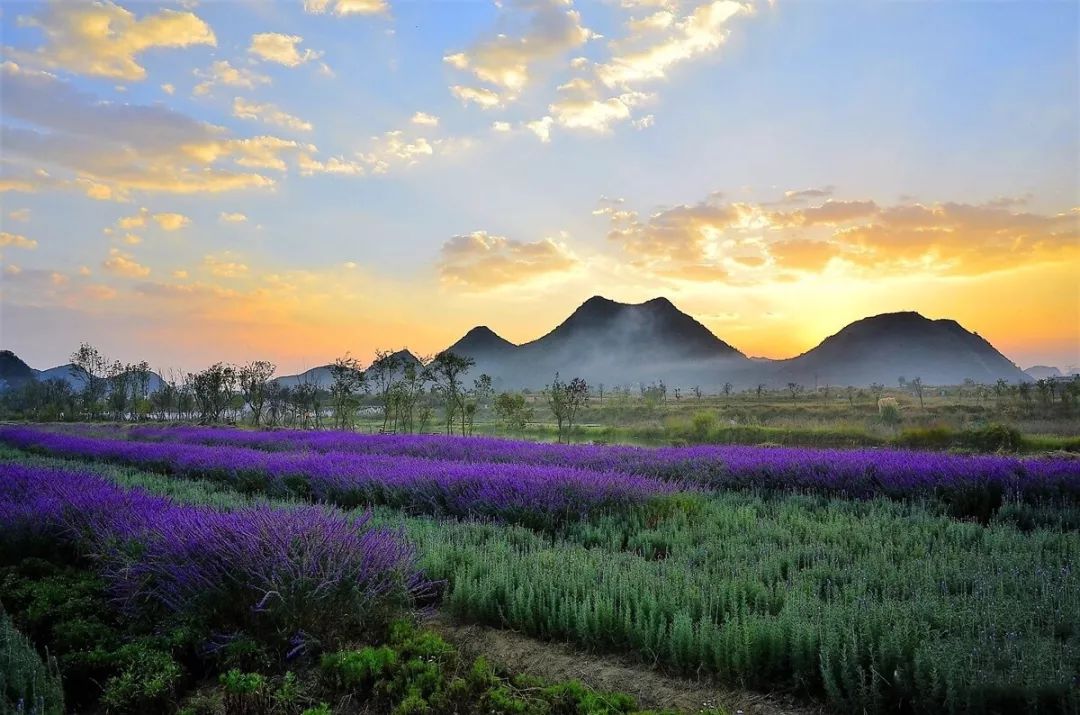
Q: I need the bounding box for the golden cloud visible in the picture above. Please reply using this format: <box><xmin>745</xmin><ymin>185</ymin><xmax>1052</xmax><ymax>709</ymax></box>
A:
<box><xmin>6</xmin><ymin>0</ymin><xmax>215</xmax><ymax>81</ymax></box>
<box><xmin>304</xmin><ymin>0</ymin><xmax>389</xmax><ymax>15</ymax></box>
<box><xmin>249</xmin><ymin>33</ymin><xmax>323</xmax><ymax>68</ymax></box>
<box><xmin>193</xmin><ymin>61</ymin><xmax>271</xmax><ymax>97</ymax></box>
<box><xmin>597</xmin><ymin>0</ymin><xmax>749</xmax><ymax>87</ymax></box>
<box><xmin>0</xmin><ymin>231</ymin><xmax>38</xmax><ymax>250</ymax></box>
<box><xmin>444</xmin><ymin>0</ymin><xmax>595</xmax><ymax>97</ymax></box>
<box><xmin>103</xmin><ymin>248</ymin><xmax>150</xmax><ymax>277</ymax></box>
<box><xmin>604</xmin><ymin>190</ymin><xmax>1080</xmax><ymax>282</ymax></box>
<box><xmin>232</xmin><ymin>97</ymin><xmax>313</xmax><ymax>133</ymax></box>
<box><xmin>439</xmin><ymin>230</ymin><xmax>579</xmax><ymax>289</ymax></box>
<box><xmin>153</xmin><ymin>213</ymin><xmax>190</xmax><ymax>231</ymax></box>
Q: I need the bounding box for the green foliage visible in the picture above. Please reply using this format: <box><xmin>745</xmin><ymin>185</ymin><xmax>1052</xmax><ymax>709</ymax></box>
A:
<box><xmin>100</xmin><ymin>643</ymin><xmax>182</xmax><ymax>713</ymax></box>
<box><xmin>220</xmin><ymin>669</ymin><xmax>271</xmax><ymax>715</ymax></box>
<box><xmin>0</xmin><ymin>611</ymin><xmax>64</xmax><ymax>715</ymax></box>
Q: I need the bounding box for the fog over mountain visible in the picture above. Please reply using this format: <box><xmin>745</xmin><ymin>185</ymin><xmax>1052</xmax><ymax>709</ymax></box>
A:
<box><xmin>444</xmin><ymin>297</ymin><xmax>1031</xmax><ymax>389</ymax></box>
<box><xmin>3</xmin><ymin>297</ymin><xmax>1034</xmax><ymax>391</ymax></box>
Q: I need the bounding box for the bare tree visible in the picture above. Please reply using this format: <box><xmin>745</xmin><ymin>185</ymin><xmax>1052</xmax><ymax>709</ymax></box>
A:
<box><xmin>910</xmin><ymin>376</ymin><xmax>925</xmax><ymax>410</ymax></box>
<box><xmin>786</xmin><ymin>382</ymin><xmax>804</xmax><ymax>403</ymax></box>
<box><xmin>238</xmin><ymin>360</ymin><xmax>276</xmax><ymax>426</ymax></box>
<box><xmin>429</xmin><ymin>351</ymin><xmax>475</xmax><ymax>436</ymax></box>
<box><xmin>70</xmin><ymin>342</ymin><xmax>108</xmax><ymax>419</ymax></box>
<box><xmin>328</xmin><ymin>354</ymin><xmax>365</xmax><ymax>430</ymax></box>
<box><xmin>545</xmin><ymin>372</ymin><xmax>589</xmax><ymax>444</ymax></box>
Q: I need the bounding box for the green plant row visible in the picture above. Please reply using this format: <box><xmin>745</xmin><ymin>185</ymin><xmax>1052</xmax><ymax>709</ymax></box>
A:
<box><xmin>4</xmin><ymin>448</ymin><xmax>1078</xmax><ymax>713</ymax></box>
<box><xmin>0</xmin><ymin>607</ymin><xmax>64</xmax><ymax>715</ymax></box>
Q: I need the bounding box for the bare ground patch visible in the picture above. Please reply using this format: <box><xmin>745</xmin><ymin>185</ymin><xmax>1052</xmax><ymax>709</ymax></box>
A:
<box><xmin>426</xmin><ymin>615</ymin><xmax>824</xmax><ymax>715</ymax></box>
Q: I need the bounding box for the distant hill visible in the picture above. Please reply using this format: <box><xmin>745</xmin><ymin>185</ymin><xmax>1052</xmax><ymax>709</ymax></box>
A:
<box><xmin>771</xmin><ymin>312</ymin><xmax>1031</xmax><ymax>387</ymax></box>
<box><xmin>445</xmin><ymin>296</ymin><xmax>752</xmax><ymax>388</ymax></box>
<box><xmin>34</xmin><ymin>363</ymin><xmax>90</xmax><ymax>390</ymax></box>
<box><xmin>273</xmin><ymin>350</ymin><xmax>420</xmax><ymax>390</ymax></box>
<box><xmin>0</xmin><ymin>350</ymin><xmax>35</xmax><ymax>391</ymax></box>
<box><xmin>1024</xmin><ymin>365</ymin><xmax>1063</xmax><ymax>380</ymax></box>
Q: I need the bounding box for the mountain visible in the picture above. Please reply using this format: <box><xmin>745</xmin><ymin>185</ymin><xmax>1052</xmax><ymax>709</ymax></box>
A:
<box><xmin>273</xmin><ymin>350</ymin><xmax>421</xmax><ymax>390</ymax></box>
<box><xmin>445</xmin><ymin>296</ymin><xmax>752</xmax><ymax>388</ymax></box>
<box><xmin>0</xmin><ymin>350</ymin><xmax>35</xmax><ymax>391</ymax></box>
<box><xmin>35</xmin><ymin>363</ymin><xmax>90</xmax><ymax>390</ymax></box>
<box><xmin>1025</xmin><ymin>365</ymin><xmax>1063</xmax><ymax>380</ymax></box>
<box><xmin>771</xmin><ymin>312</ymin><xmax>1030</xmax><ymax>387</ymax></box>
<box><xmin>446</xmin><ymin>326</ymin><xmax>516</xmax><ymax>360</ymax></box>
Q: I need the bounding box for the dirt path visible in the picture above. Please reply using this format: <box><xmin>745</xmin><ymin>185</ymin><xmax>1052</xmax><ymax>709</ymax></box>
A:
<box><xmin>426</xmin><ymin>616</ymin><xmax>823</xmax><ymax>715</ymax></box>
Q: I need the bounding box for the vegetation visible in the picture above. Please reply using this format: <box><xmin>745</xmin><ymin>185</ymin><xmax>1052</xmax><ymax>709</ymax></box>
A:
<box><xmin>4</xmin><ymin>341</ymin><xmax>1079</xmax><ymax>456</ymax></box>
<box><xmin>1</xmin><ymin>441</ymin><xmax>1077</xmax><ymax>713</ymax></box>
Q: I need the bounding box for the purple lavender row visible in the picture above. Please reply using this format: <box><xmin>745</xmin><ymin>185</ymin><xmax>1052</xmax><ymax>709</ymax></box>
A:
<box><xmin>118</xmin><ymin>425</ymin><xmax>1080</xmax><ymax>503</ymax></box>
<box><xmin>0</xmin><ymin>427</ymin><xmax>678</xmax><ymax>528</ymax></box>
<box><xmin>0</xmin><ymin>462</ymin><xmax>426</xmax><ymax>654</ymax></box>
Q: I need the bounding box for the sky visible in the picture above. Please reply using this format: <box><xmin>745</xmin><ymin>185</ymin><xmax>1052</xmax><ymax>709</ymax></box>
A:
<box><xmin>1</xmin><ymin>0</ymin><xmax>1077</xmax><ymax>375</ymax></box>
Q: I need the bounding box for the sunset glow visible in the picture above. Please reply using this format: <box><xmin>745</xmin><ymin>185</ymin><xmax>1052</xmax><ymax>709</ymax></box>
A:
<box><xmin>1</xmin><ymin>0</ymin><xmax>1077</xmax><ymax>373</ymax></box>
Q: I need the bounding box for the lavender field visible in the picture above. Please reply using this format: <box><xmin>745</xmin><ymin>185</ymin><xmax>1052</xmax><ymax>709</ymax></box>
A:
<box><xmin>1</xmin><ymin>425</ymin><xmax>1078</xmax><ymax>714</ymax></box>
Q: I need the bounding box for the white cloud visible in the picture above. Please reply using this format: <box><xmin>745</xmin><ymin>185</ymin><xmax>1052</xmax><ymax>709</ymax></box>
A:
<box><xmin>219</xmin><ymin>212</ymin><xmax>248</xmax><ymax>223</ymax></box>
<box><xmin>450</xmin><ymin>85</ymin><xmax>505</xmax><ymax>109</ymax></box>
<box><xmin>410</xmin><ymin>111</ymin><xmax>440</xmax><ymax>127</ymax></box>
<box><xmin>525</xmin><ymin>116</ymin><xmax>554</xmax><ymax>142</ymax></box>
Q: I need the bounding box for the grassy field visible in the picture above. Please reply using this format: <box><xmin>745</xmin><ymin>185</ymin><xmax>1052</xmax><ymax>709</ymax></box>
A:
<box><xmin>0</xmin><ymin>426</ymin><xmax>1077</xmax><ymax>714</ymax></box>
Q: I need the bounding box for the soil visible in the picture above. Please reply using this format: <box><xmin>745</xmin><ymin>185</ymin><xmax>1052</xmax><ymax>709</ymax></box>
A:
<box><xmin>426</xmin><ymin>615</ymin><xmax>824</xmax><ymax>715</ymax></box>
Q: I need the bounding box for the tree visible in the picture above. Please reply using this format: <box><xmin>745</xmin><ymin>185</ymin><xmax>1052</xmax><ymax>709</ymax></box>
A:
<box><xmin>786</xmin><ymin>382</ymin><xmax>804</xmax><ymax>403</ymax></box>
<box><xmin>845</xmin><ymin>385</ymin><xmax>855</xmax><ymax>407</ymax></box>
<box><xmin>722</xmin><ymin>382</ymin><xmax>733</xmax><ymax>397</ymax></box>
<box><xmin>545</xmin><ymin>373</ymin><xmax>589</xmax><ymax>444</ymax></box>
<box><xmin>756</xmin><ymin>384</ymin><xmax>766</xmax><ymax>401</ymax></box>
<box><xmin>494</xmin><ymin>392</ymin><xmax>532</xmax><ymax>435</ymax></box>
<box><xmin>395</xmin><ymin>357</ymin><xmax>432</xmax><ymax>434</ymax></box>
<box><xmin>70</xmin><ymin>342</ymin><xmax>108</xmax><ymax>419</ymax></box>
<box><xmin>190</xmin><ymin>363</ymin><xmax>237</xmax><ymax>424</ymax></box>
<box><xmin>429</xmin><ymin>351</ymin><xmax>475</xmax><ymax>436</ymax></box>
<box><xmin>369</xmin><ymin>350</ymin><xmax>403</xmax><ymax>431</ymax></box>
<box><xmin>328</xmin><ymin>355</ymin><xmax>365</xmax><ymax>430</ymax></box>
<box><xmin>869</xmin><ymin>383</ymin><xmax>885</xmax><ymax>403</ymax></box>
<box><xmin>463</xmin><ymin>374</ymin><xmax>494</xmax><ymax>436</ymax></box>
<box><xmin>238</xmin><ymin>360</ymin><xmax>276</xmax><ymax>426</ymax></box>
<box><xmin>106</xmin><ymin>360</ymin><xmax>131</xmax><ymax>421</ymax></box>
<box><xmin>910</xmin><ymin>376</ymin><xmax>925</xmax><ymax>410</ymax></box>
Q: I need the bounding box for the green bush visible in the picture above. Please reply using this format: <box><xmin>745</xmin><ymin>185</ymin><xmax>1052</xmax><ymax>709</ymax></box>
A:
<box><xmin>960</xmin><ymin>423</ymin><xmax>1023</xmax><ymax>452</ymax></box>
<box><xmin>0</xmin><ymin>610</ymin><xmax>64</xmax><ymax>715</ymax></box>
<box><xmin>100</xmin><ymin>642</ymin><xmax>182</xmax><ymax>713</ymax></box>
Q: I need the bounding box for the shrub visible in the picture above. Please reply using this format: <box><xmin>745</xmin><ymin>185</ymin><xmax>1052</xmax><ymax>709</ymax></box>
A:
<box><xmin>100</xmin><ymin>642</ymin><xmax>182</xmax><ymax>713</ymax></box>
<box><xmin>877</xmin><ymin>397</ymin><xmax>901</xmax><ymax>425</ymax></box>
<box><xmin>0</xmin><ymin>611</ymin><xmax>64</xmax><ymax>715</ymax></box>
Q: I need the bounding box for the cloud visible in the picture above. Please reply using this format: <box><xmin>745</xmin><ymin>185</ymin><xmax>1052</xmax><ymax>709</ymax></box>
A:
<box><xmin>5</xmin><ymin>0</ymin><xmax>215</xmax><ymax>81</ymax></box>
<box><xmin>161</xmin><ymin>83</ymin><xmax>175</xmax><ymax>95</ymax></box>
<box><xmin>7</xmin><ymin>208</ymin><xmax>31</xmax><ymax>222</ymax></box>
<box><xmin>203</xmin><ymin>252</ymin><xmax>249</xmax><ymax>278</ymax></box>
<box><xmin>492</xmin><ymin>121</ymin><xmax>513</xmax><ymax>132</ymax></box>
<box><xmin>103</xmin><ymin>247</ymin><xmax>150</xmax><ymax>277</ymax></box>
<box><xmin>410</xmin><ymin>112</ymin><xmax>440</xmax><ymax>127</ymax></box>
<box><xmin>304</xmin><ymin>0</ymin><xmax>389</xmax><ymax>15</ymax></box>
<box><xmin>450</xmin><ymin>85</ymin><xmax>505</xmax><ymax>109</ymax></box>
<box><xmin>547</xmin><ymin>78</ymin><xmax>653</xmax><ymax>133</ymax></box>
<box><xmin>358</xmin><ymin>130</ymin><xmax>434</xmax><ymax>173</ymax></box>
<box><xmin>1</xmin><ymin>62</ymin><xmax>298</xmax><ymax>198</ymax></box>
<box><xmin>439</xmin><ymin>230</ymin><xmax>578</xmax><ymax>289</ymax></box>
<box><xmin>596</xmin><ymin>0</ymin><xmax>750</xmax><ymax>87</ymax></box>
<box><xmin>604</xmin><ymin>190</ymin><xmax>1080</xmax><ymax>282</ymax></box>
<box><xmin>219</xmin><ymin>212</ymin><xmax>248</xmax><ymax>223</ymax></box>
<box><xmin>232</xmin><ymin>97</ymin><xmax>313</xmax><ymax>132</ymax></box>
<box><xmin>444</xmin><ymin>0</ymin><xmax>595</xmax><ymax>100</ymax></box>
<box><xmin>0</xmin><ymin>232</ymin><xmax>38</xmax><ymax>250</ymax></box>
<box><xmin>297</xmin><ymin>153</ymin><xmax>366</xmax><ymax>176</ymax></box>
<box><xmin>525</xmin><ymin>116</ymin><xmax>554</xmax><ymax>142</ymax></box>
<box><xmin>249</xmin><ymin>33</ymin><xmax>323</xmax><ymax>67</ymax></box>
<box><xmin>153</xmin><ymin>212</ymin><xmax>190</xmax><ymax>231</ymax></box>
<box><xmin>782</xmin><ymin>186</ymin><xmax>834</xmax><ymax>203</ymax></box>
<box><xmin>193</xmin><ymin>60</ymin><xmax>271</xmax><ymax>96</ymax></box>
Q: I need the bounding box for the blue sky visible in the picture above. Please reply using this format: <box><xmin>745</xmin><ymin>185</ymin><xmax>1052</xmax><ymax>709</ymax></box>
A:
<box><xmin>1</xmin><ymin>0</ymin><xmax>1077</xmax><ymax>372</ymax></box>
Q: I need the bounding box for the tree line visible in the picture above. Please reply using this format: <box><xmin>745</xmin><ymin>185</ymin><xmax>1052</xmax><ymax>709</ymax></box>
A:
<box><xmin>1</xmin><ymin>343</ymin><xmax>592</xmax><ymax>442</ymax></box>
